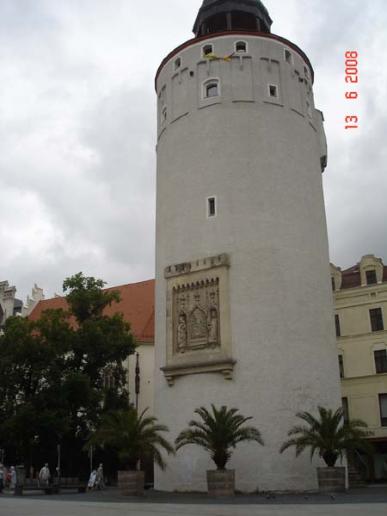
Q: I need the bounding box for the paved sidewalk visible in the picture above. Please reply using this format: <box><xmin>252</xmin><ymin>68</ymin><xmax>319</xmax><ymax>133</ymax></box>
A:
<box><xmin>0</xmin><ymin>498</ymin><xmax>387</xmax><ymax>516</ymax></box>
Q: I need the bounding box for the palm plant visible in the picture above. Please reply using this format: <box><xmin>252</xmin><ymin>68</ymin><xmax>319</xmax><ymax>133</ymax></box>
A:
<box><xmin>280</xmin><ymin>406</ymin><xmax>373</xmax><ymax>467</ymax></box>
<box><xmin>175</xmin><ymin>405</ymin><xmax>264</xmax><ymax>470</ymax></box>
<box><xmin>87</xmin><ymin>407</ymin><xmax>174</xmax><ymax>470</ymax></box>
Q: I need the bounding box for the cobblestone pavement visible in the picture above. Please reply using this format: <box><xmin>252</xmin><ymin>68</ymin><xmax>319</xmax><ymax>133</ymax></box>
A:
<box><xmin>0</xmin><ymin>487</ymin><xmax>387</xmax><ymax>516</ymax></box>
<box><xmin>0</xmin><ymin>498</ymin><xmax>387</xmax><ymax>516</ymax></box>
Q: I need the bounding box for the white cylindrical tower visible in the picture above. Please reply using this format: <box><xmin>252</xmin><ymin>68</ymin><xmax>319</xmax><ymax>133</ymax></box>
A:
<box><xmin>154</xmin><ymin>0</ymin><xmax>341</xmax><ymax>492</ymax></box>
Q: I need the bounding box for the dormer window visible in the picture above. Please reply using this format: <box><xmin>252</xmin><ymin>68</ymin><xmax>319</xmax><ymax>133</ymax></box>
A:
<box><xmin>366</xmin><ymin>270</ymin><xmax>377</xmax><ymax>285</ymax></box>
<box><xmin>235</xmin><ymin>41</ymin><xmax>247</xmax><ymax>53</ymax></box>
<box><xmin>203</xmin><ymin>44</ymin><xmax>213</xmax><ymax>57</ymax></box>
<box><xmin>204</xmin><ymin>79</ymin><xmax>220</xmax><ymax>99</ymax></box>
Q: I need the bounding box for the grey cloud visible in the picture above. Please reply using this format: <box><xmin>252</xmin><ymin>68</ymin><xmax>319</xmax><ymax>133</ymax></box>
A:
<box><xmin>0</xmin><ymin>0</ymin><xmax>386</xmax><ymax>301</ymax></box>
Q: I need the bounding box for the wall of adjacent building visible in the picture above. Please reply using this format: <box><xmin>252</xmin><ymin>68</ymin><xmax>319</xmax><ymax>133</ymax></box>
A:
<box><xmin>333</xmin><ymin>256</ymin><xmax>387</xmax><ymax>480</ymax></box>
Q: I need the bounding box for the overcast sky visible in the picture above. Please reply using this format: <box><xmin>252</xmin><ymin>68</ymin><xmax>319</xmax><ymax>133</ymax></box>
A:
<box><xmin>1</xmin><ymin>0</ymin><xmax>386</xmax><ymax>301</ymax></box>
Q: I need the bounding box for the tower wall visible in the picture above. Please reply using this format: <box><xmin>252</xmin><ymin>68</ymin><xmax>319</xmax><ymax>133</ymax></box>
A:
<box><xmin>154</xmin><ymin>33</ymin><xmax>341</xmax><ymax>492</ymax></box>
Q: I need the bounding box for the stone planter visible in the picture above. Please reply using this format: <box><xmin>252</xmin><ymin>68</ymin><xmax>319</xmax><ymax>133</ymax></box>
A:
<box><xmin>207</xmin><ymin>469</ymin><xmax>235</xmax><ymax>496</ymax></box>
<box><xmin>117</xmin><ymin>470</ymin><xmax>145</xmax><ymax>496</ymax></box>
<box><xmin>317</xmin><ymin>467</ymin><xmax>346</xmax><ymax>493</ymax></box>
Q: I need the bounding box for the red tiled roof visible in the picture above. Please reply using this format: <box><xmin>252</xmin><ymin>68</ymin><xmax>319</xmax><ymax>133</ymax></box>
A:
<box><xmin>340</xmin><ymin>265</ymin><xmax>387</xmax><ymax>290</ymax></box>
<box><xmin>340</xmin><ymin>266</ymin><xmax>361</xmax><ymax>289</ymax></box>
<box><xmin>29</xmin><ymin>280</ymin><xmax>155</xmax><ymax>343</ymax></box>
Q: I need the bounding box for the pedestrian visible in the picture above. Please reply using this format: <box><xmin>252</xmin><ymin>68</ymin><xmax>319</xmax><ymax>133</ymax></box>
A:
<box><xmin>96</xmin><ymin>463</ymin><xmax>104</xmax><ymax>490</ymax></box>
<box><xmin>38</xmin><ymin>463</ymin><xmax>51</xmax><ymax>487</ymax></box>
<box><xmin>10</xmin><ymin>466</ymin><xmax>16</xmax><ymax>490</ymax></box>
<box><xmin>87</xmin><ymin>469</ymin><xmax>97</xmax><ymax>490</ymax></box>
<box><xmin>0</xmin><ymin>464</ymin><xmax>4</xmax><ymax>494</ymax></box>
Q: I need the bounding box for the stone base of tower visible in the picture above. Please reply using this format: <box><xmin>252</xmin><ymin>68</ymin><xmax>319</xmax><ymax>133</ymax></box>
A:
<box><xmin>154</xmin><ymin>452</ymin><xmax>328</xmax><ymax>494</ymax></box>
<box><xmin>153</xmin><ymin>370</ymin><xmax>343</xmax><ymax>494</ymax></box>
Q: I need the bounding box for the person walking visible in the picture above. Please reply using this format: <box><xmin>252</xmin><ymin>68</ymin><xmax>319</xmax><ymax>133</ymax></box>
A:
<box><xmin>96</xmin><ymin>463</ymin><xmax>104</xmax><ymax>490</ymax></box>
<box><xmin>10</xmin><ymin>466</ymin><xmax>16</xmax><ymax>491</ymax></box>
<box><xmin>38</xmin><ymin>463</ymin><xmax>51</xmax><ymax>487</ymax></box>
<box><xmin>87</xmin><ymin>469</ymin><xmax>97</xmax><ymax>491</ymax></box>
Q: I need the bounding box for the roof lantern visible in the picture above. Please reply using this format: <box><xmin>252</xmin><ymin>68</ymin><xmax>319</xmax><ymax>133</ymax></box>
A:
<box><xmin>193</xmin><ymin>0</ymin><xmax>273</xmax><ymax>37</ymax></box>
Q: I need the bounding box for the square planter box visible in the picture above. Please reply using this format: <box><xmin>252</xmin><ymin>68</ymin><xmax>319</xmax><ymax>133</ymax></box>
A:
<box><xmin>317</xmin><ymin>467</ymin><xmax>346</xmax><ymax>493</ymax></box>
<box><xmin>207</xmin><ymin>470</ymin><xmax>235</xmax><ymax>496</ymax></box>
<box><xmin>117</xmin><ymin>470</ymin><xmax>145</xmax><ymax>496</ymax></box>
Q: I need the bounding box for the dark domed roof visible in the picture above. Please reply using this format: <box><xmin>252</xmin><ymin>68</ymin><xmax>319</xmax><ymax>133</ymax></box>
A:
<box><xmin>193</xmin><ymin>0</ymin><xmax>272</xmax><ymax>37</ymax></box>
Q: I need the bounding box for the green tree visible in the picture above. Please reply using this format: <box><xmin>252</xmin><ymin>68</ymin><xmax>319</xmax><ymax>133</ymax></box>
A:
<box><xmin>0</xmin><ymin>273</ymin><xmax>136</xmax><ymax>475</ymax></box>
<box><xmin>87</xmin><ymin>407</ymin><xmax>174</xmax><ymax>470</ymax></box>
<box><xmin>279</xmin><ymin>406</ymin><xmax>373</xmax><ymax>467</ymax></box>
<box><xmin>175</xmin><ymin>405</ymin><xmax>264</xmax><ymax>470</ymax></box>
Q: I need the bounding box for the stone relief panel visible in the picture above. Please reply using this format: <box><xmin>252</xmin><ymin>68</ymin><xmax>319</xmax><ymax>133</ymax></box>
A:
<box><xmin>162</xmin><ymin>254</ymin><xmax>234</xmax><ymax>386</ymax></box>
<box><xmin>174</xmin><ymin>279</ymin><xmax>220</xmax><ymax>354</ymax></box>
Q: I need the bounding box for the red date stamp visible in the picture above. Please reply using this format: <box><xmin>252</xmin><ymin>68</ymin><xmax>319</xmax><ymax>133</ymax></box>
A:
<box><xmin>344</xmin><ymin>51</ymin><xmax>359</xmax><ymax>129</ymax></box>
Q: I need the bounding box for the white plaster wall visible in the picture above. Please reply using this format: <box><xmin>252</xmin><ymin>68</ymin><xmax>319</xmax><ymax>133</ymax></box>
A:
<box><xmin>154</xmin><ymin>34</ymin><xmax>342</xmax><ymax>492</ymax></box>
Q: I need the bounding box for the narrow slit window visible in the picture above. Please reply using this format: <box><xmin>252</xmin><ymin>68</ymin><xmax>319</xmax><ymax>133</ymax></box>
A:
<box><xmin>174</xmin><ymin>57</ymin><xmax>181</xmax><ymax>70</ymax></box>
<box><xmin>207</xmin><ymin>197</ymin><xmax>216</xmax><ymax>217</ymax></box>
<box><xmin>235</xmin><ymin>41</ymin><xmax>247</xmax><ymax>53</ymax></box>
<box><xmin>284</xmin><ymin>49</ymin><xmax>292</xmax><ymax>64</ymax></box>
<box><xmin>269</xmin><ymin>84</ymin><xmax>278</xmax><ymax>98</ymax></box>
<box><xmin>203</xmin><ymin>44</ymin><xmax>213</xmax><ymax>57</ymax></box>
<box><xmin>162</xmin><ymin>106</ymin><xmax>167</xmax><ymax>123</ymax></box>
<box><xmin>204</xmin><ymin>80</ymin><xmax>219</xmax><ymax>98</ymax></box>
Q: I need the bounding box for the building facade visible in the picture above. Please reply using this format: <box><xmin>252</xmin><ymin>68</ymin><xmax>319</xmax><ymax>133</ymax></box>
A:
<box><xmin>154</xmin><ymin>0</ymin><xmax>341</xmax><ymax>492</ymax></box>
<box><xmin>0</xmin><ymin>281</ymin><xmax>44</xmax><ymax>332</ymax></box>
<box><xmin>332</xmin><ymin>255</ymin><xmax>387</xmax><ymax>481</ymax></box>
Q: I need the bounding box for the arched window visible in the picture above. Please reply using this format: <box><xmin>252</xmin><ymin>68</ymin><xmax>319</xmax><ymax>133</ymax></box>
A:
<box><xmin>235</xmin><ymin>41</ymin><xmax>247</xmax><ymax>53</ymax></box>
<box><xmin>204</xmin><ymin>79</ymin><xmax>220</xmax><ymax>99</ymax></box>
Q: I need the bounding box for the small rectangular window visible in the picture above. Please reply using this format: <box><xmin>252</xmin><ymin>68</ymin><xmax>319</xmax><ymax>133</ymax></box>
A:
<box><xmin>335</xmin><ymin>314</ymin><xmax>341</xmax><ymax>337</ymax></box>
<box><xmin>375</xmin><ymin>350</ymin><xmax>387</xmax><ymax>374</ymax></box>
<box><xmin>366</xmin><ymin>270</ymin><xmax>377</xmax><ymax>285</ymax></box>
<box><xmin>331</xmin><ymin>277</ymin><xmax>336</xmax><ymax>291</ymax></box>
<box><xmin>203</xmin><ymin>44</ymin><xmax>213</xmax><ymax>57</ymax></box>
<box><xmin>379</xmin><ymin>394</ymin><xmax>387</xmax><ymax>426</ymax></box>
<box><xmin>342</xmin><ymin>397</ymin><xmax>349</xmax><ymax>423</ymax></box>
<box><xmin>269</xmin><ymin>84</ymin><xmax>278</xmax><ymax>98</ymax></box>
<box><xmin>370</xmin><ymin>308</ymin><xmax>384</xmax><ymax>332</ymax></box>
<box><xmin>338</xmin><ymin>355</ymin><xmax>345</xmax><ymax>379</ymax></box>
<box><xmin>207</xmin><ymin>197</ymin><xmax>216</xmax><ymax>217</ymax></box>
